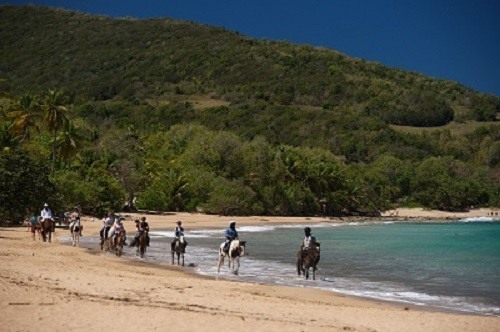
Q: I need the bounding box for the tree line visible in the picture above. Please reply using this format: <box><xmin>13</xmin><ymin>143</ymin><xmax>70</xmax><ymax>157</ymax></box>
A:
<box><xmin>1</xmin><ymin>91</ymin><xmax>498</xmax><ymax>225</ymax></box>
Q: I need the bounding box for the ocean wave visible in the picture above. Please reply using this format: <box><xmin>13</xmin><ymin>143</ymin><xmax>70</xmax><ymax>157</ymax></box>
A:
<box><xmin>150</xmin><ymin>230</ymin><xmax>222</xmax><ymax>238</ymax></box>
<box><xmin>460</xmin><ymin>216</ymin><xmax>498</xmax><ymax>222</ymax></box>
<box><xmin>238</xmin><ymin>225</ymin><xmax>277</xmax><ymax>232</ymax></box>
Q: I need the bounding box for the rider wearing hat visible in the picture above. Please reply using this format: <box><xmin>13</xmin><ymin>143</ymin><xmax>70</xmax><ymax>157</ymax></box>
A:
<box><xmin>171</xmin><ymin>220</ymin><xmax>187</xmax><ymax>251</ymax></box>
<box><xmin>40</xmin><ymin>203</ymin><xmax>53</xmax><ymax>221</ymax></box>
<box><xmin>223</xmin><ymin>221</ymin><xmax>238</xmax><ymax>252</ymax></box>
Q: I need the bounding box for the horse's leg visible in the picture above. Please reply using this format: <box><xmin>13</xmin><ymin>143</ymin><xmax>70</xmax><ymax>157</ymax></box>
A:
<box><xmin>312</xmin><ymin>266</ymin><xmax>316</xmax><ymax>280</ymax></box>
<box><xmin>217</xmin><ymin>254</ymin><xmax>224</xmax><ymax>273</ymax></box>
<box><xmin>171</xmin><ymin>251</ymin><xmax>175</xmax><ymax>265</ymax></box>
<box><xmin>181</xmin><ymin>253</ymin><xmax>184</xmax><ymax>267</ymax></box>
<box><xmin>234</xmin><ymin>257</ymin><xmax>240</xmax><ymax>275</ymax></box>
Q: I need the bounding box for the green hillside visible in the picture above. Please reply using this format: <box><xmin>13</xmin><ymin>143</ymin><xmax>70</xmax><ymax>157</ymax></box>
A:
<box><xmin>0</xmin><ymin>5</ymin><xmax>499</xmax><ymax>222</ymax></box>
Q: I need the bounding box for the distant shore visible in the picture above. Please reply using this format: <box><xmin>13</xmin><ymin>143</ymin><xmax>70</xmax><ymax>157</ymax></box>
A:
<box><xmin>115</xmin><ymin>207</ymin><xmax>499</xmax><ymax>230</ymax></box>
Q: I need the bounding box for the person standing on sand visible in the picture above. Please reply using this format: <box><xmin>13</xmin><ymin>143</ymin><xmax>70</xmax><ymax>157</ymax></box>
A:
<box><xmin>28</xmin><ymin>212</ymin><xmax>38</xmax><ymax>240</ymax></box>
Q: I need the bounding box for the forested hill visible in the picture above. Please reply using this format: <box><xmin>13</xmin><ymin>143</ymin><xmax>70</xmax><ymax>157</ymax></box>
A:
<box><xmin>0</xmin><ymin>5</ymin><xmax>498</xmax><ymax>126</ymax></box>
<box><xmin>0</xmin><ymin>5</ymin><xmax>499</xmax><ymax>222</ymax></box>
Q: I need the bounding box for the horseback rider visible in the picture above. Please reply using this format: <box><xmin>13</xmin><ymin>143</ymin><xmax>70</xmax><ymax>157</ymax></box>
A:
<box><xmin>100</xmin><ymin>211</ymin><xmax>115</xmax><ymax>240</ymax></box>
<box><xmin>111</xmin><ymin>217</ymin><xmax>126</xmax><ymax>247</ymax></box>
<box><xmin>40</xmin><ymin>203</ymin><xmax>53</xmax><ymax>221</ymax></box>
<box><xmin>171</xmin><ymin>220</ymin><xmax>187</xmax><ymax>251</ymax></box>
<box><xmin>223</xmin><ymin>221</ymin><xmax>238</xmax><ymax>253</ymax></box>
<box><xmin>69</xmin><ymin>207</ymin><xmax>82</xmax><ymax>236</ymax></box>
<box><xmin>300</xmin><ymin>227</ymin><xmax>320</xmax><ymax>258</ymax></box>
<box><xmin>130</xmin><ymin>217</ymin><xmax>150</xmax><ymax>247</ymax></box>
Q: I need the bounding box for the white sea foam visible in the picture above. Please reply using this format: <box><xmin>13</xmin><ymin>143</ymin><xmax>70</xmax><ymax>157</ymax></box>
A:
<box><xmin>238</xmin><ymin>225</ymin><xmax>277</xmax><ymax>232</ymax></box>
<box><xmin>150</xmin><ymin>230</ymin><xmax>223</xmax><ymax>238</ymax></box>
<box><xmin>460</xmin><ymin>216</ymin><xmax>497</xmax><ymax>222</ymax></box>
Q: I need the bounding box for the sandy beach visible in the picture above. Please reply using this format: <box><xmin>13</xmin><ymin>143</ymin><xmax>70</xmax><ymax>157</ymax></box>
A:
<box><xmin>1</xmin><ymin>208</ymin><xmax>499</xmax><ymax>332</ymax></box>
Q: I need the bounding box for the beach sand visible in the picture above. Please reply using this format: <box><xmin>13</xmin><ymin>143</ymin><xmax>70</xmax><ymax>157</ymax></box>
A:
<box><xmin>1</xmin><ymin>209</ymin><xmax>499</xmax><ymax>332</ymax></box>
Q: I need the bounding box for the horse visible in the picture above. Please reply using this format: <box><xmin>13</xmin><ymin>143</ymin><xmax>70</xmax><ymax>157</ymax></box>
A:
<box><xmin>136</xmin><ymin>232</ymin><xmax>147</xmax><ymax>258</ymax></box>
<box><xmin>217</xmin><ymin>240</ymin><xmax>246</xmax><ymax>275</ymax></box>
<box><xmin>113</xmin><ymin>231</ymin><xmax>125</xmax><ymax>257</ymax></box>
<box><xmin>100</xmin><ymin>226</ymin><xmax>112</xmax><ymax>252</ymax></box>
<box><xmin>71</xmin><ymin>223</ymin><xmax>80</xmax><ymax>246</ymax></box>
<box><xmin>40</xmin><ymin>218</ymin><xmax>55</xmax><ymax>243</ymax></box>
<box><xmin>171</xmin><ymin>236</ymin><xmax>187</xmax><ymax>266</ymax></box>
<box><xmin>297</xmin><ymin>244</ymin><xmax>320</xmax><ymax>280</ymax></box>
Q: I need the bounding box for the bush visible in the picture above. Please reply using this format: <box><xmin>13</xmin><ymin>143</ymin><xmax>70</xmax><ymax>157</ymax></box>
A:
<box><xmin>0</xmin><ymin>150</ymin><xmax>56</xmax><ymax>225</ymax></box>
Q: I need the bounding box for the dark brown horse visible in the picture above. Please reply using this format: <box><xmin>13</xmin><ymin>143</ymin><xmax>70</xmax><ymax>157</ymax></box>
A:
<box><xmin>137</xmin><ymin>232</ymin><xmax>147</xmax><ymax>258</ymax></box>
<box><xmin>171</xmin><ymin>236</ymin><xmax>187</xmax><ymax>266</ymax></box>
<box><xmin>40</xmin><ymin>218</ymin><xmax>55</xmax><ymax>243</ymax></box>
<box><xmin>297</xmin><ymin>244</ymin><xmax>320</xmax><ymax>280</ymax></box>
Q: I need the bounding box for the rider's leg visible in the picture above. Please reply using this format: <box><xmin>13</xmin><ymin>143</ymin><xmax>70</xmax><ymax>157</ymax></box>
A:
<box><xmin>223</xmin><ymin>240</ymin><xmax>231</xmax><ymax>252</ymax></box>
<box><xmin>129</xmin><ymin>231</ymin><xmax>139</xmax><ymax>247</ymax></box>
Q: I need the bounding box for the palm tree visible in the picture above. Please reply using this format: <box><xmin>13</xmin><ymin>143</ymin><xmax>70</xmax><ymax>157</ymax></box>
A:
<box><xmin>42</xmin><ymin>89</ymin><xmax>69</xmax><ymax>173</ymax></box>
<box><xmin>56</xmin><ymin>121</ymin><xmax>80</xmax><ymax>159</ymax></box>
<box><xmin>0</xmin><ymin>123</ymin><xmax>19</xmax><ymax>151</ymax></box>
<box><xmin>7</xmin><ymin>93</ymin><xmax>41</xmax><ymax>142</ymax></box>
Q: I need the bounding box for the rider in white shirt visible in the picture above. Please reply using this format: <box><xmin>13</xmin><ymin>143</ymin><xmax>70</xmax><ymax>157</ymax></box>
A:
<box><xmin>40</xmin><ymin>203</ymin><xmax>53</xmax><ymax>220</ymax></box>
<box><xmin>100</xmin><ymin>212</ymin><xmax>116</xmax><ymax>240</ymax></box>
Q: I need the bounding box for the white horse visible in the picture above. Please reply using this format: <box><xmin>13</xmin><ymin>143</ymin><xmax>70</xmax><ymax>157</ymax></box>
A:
<box><xmin>217</xmin><ymin>240</ymin><xmax>246</xmax><ymax>275</ymax></box>
<box><xmin>70</xmin><ymin>220</ymin><xmax>81</xmax><ymax>246</ymax></box>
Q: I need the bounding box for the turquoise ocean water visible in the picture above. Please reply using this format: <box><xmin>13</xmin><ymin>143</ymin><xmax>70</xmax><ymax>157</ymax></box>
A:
<box><xmin>65</xmin><ymin>217</ymin><xmax>500</xmax><ymax>316</ymax></box>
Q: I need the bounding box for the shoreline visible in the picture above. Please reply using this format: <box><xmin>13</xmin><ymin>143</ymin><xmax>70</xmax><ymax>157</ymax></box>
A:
<box><xmin>2</xmin><ymin>208</ymin><xmax>499</xmax><ymax>331</ymax></box>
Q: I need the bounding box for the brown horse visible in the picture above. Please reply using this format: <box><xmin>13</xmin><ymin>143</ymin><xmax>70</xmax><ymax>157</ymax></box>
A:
<box><xmin>297</xmin><ymin>244</ymin><xmax>320</xmax><ymax>280</ymax></box>
<box><xmin>114</xmin><ymin>231</ymin><xmax>125</xmax><ymax>257</ymax></box>
<box><xmin>40</xmin><ymin>218</ymin><xmax>55</xmax><ymax>243</ymax></box>
<box><xmin>137</xmin><ymin>232</ymin><xmax>147</xmax><ymax>258</ymax></box>
<box><xmin>171</xmin><ymin>236</ymin><xmax>186</xmax><ymax>266</ymax></box>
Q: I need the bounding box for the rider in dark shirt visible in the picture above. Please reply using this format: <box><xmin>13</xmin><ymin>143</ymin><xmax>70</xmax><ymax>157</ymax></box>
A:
<box><xmin>171</xmin><ymin>220</ymin><xmax>187</xmax><ymax>251</ymax></box>
<box><xmin>130</xmin><ymin>217</ymin><xmax>150</xmax><ymax>247</ymax></box>
<box><xmin>223</xmin><ymin>221</ymin><xmax>238</xmax><ymax>252</ymax></box>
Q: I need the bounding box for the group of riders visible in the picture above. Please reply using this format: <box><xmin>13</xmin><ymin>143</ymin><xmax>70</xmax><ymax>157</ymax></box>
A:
<box><xmin>28</xmin><ymin>204</ymin><xmax>320</xmax><ymax>268</ymax></box>
<box><xmin>28</xmin><ymin>203</ymin><xmax>83</xmax><ymax>239</ymax></box>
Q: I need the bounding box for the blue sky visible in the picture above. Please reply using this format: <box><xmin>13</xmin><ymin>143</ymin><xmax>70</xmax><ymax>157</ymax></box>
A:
<box><xmin>3</xmin><ymin>0</ymin><xmax>500</xmax><ymax>96</ymax></box>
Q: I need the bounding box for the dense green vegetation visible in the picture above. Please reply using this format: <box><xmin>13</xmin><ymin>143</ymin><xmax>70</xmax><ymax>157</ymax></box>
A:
<box><xmin>0</xmin><ymin>6</ymin><xmax>498</xmax><ymax>224</ymax></box>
